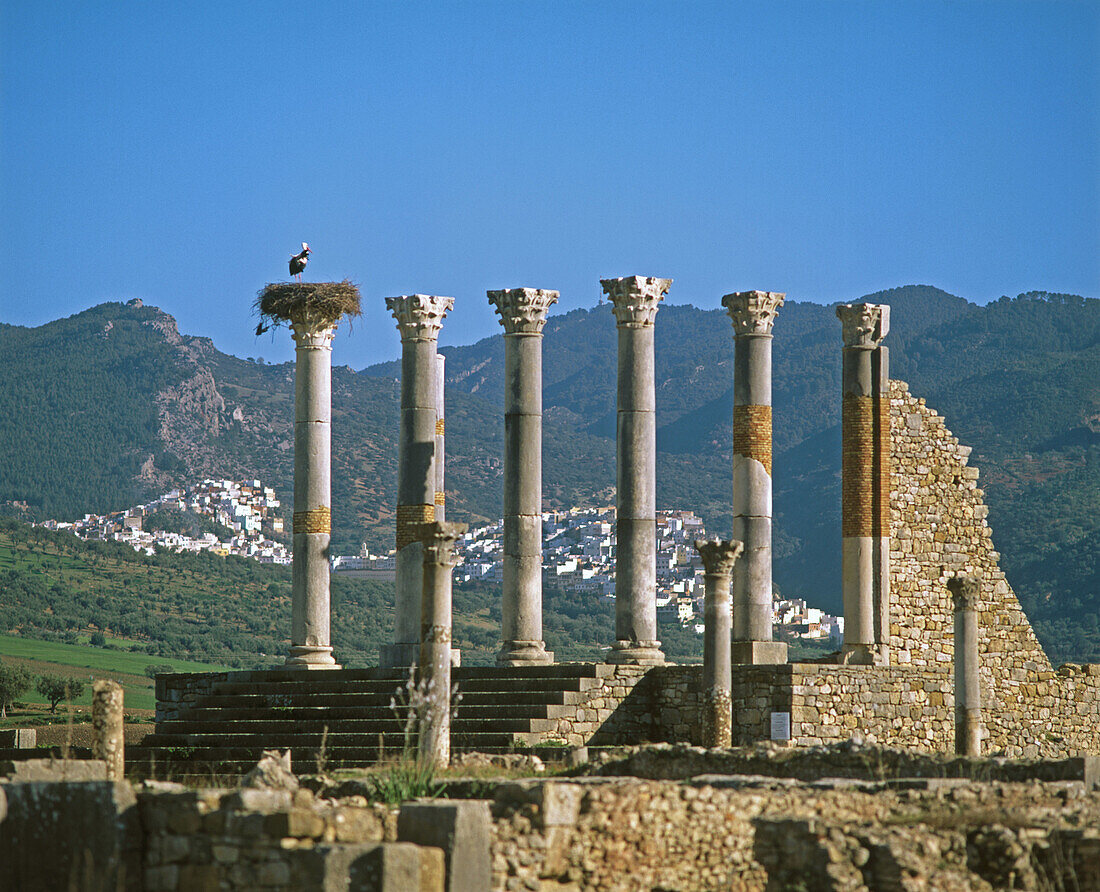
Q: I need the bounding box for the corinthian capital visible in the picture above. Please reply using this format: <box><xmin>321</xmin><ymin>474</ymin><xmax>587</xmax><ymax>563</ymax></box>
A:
<box><xmin>385</xmin><ymin>294</ymin><xmax>455</xmax><ymax>342</ymax></box>
<box><xmin>722</xmin><ymin>291</ymin><xmax>785</xmax><ymax>336</ymax></box>
<box><xmin>836</xmin><ymin>303</ymin><xmax>890</xmax><ymax>349</ymax></box>
<box><xmin>694</xmin><ymin>538</ymin><xmax>744</xmax><ymax>577</ymax></box>
<box><xmin>487</xmin><ymin>288</ymin><xmax>560</xmax><ymax>335</ymax></box>
<box><xmin>947</xmin><ymin>574</ymin><xmax>980</xmax><ymax>612</ymax></box>
<box><xmin>600</xmin><ymin>276</ymin><xmax>672</xmax><ymax>327</ymax></box>
<box><xmin>289</xmin><ymin>310</ymin><xmax>338</xmax><ymax>349</ymax></box>
<box><xmin>416</xmin><ymin>521</ymin><xmax>468</xmax><ymax>567</ymax></box>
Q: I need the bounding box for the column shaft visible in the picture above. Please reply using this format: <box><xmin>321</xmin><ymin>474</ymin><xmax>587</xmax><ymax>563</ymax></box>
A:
<box><xmin>723</xmin><ymin>291</ymin><xmax>787</xmax><ymax>665</ymax></box>
<box><xmin>603</xmin><ymin>275</ymin><xmax>670</xmax><ymax>666</ymax></box>
<box><xmin>418</xmin><ymin>521</ymin><xmax>466</xmax><ymax>770</ymax></box>
<box><xmin>696</xmin><ymin>539</ymin><xmax>742</xmax><ymax>748</ymax></box>
<box><xmin>435</xmin><ymin>353</ymin><xmax>446</xmax><ymax>523</ymax></box>
<box><xmin>383</xmin><ymin>295</ymin><xmax>453</xmax><ymax>669</ymax></box>
<box><xmin>949</xmin><ymin>576</ymin><xmax>982</xmax><ymax>757</ymax></box>
<box><xmin>837</xmin><ymin>303</ymin><xmax>890</xmax><ymax>666</ymax></box>
<box><xmin>288</xmin><ymin>320</ymin><xmax>338</xmax><ymax>668</ymax></box>
<box><xmin>488</xmin><ymin>288</ymin><xmax>557</xmax><ymax>665</ymax></box>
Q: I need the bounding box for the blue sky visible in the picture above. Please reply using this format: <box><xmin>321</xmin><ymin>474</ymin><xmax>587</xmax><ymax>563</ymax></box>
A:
<box><xmin>2</xmin><ymin>1</ymin><xmax>1097</xmax><ymax>368</ymax></box>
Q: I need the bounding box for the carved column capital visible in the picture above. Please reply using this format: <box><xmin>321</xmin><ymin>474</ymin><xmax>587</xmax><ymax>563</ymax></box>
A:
<box><xmin>722</xmin><ymin>291</ymin><xmax>785</xmax><ymax>336</ymax></box>
<box><xmin>837</xmin><ymin>302</ymin><xmax>890</xmax><ymax>349</ymax></box>
<box><xmin>694</xmin><ymin>538</ymin><xmax>744</xmax><ymax>578</ymax></box>
<box><xmin>289</xmin><ymin>312</ymin><xmax>338</xmax><ymax>349</ymax></box>
<box><xmin>386</xmin><ymin>294</ymin><xmax>455</xmax><ymax>342</ymax></box>
<box><xmin>417</xmin><ymin>521</ymin><xmax>468</xmax><ymax>567</ymax></box>
<box><xmin>601</xmin><ymin>276</ymin><xmax>672</xmax><ymax>327</ymax></box>
<box><xmin>947</xmin><ymin>575</ymin><xmax>981</xmax><ymax>612</ymax></box>
<box><xmin>487</xmin><ymin>288</ymin><xmax>560</xmax><ymax>335</ymax></box>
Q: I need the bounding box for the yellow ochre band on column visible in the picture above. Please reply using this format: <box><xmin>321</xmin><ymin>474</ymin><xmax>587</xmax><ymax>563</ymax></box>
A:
<box><xmin>732</xmin><ymin>405</ymin><xmax>773</xmax><ymax>475</ymax></box>
<box><xmin>875</xmin><ymin>394</ymin><xmax>891</xmax><ymax>535</ymax></box>
<box><xmin>434</xmin><ymin>492</ymin><xmax>446</xmax><ymax>506</ymax></box>
<box><xmin>395</xmin><ymin>503</ymin><xmax>435</xmax><ymax>549</ymax></box>
<box><xmin>842</xmin><ymin>394</ymin><xmax>875</xmax><ymax>538</ymax></box>
<box><xmin>293</xmin><ymin>506</ymin><xmax>331</xmax><ymax>535</ymax></box>
<box><xmin>435</xmin><ymin>418</ymin><xmax>445</xmax><ymax>436</ymax></box>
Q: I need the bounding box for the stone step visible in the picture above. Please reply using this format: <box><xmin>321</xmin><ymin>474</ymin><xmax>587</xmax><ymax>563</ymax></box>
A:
<box><xmin>202</xmin><ymin>673</ymin><xmax>602</xmax><ymax>698</ymax></box>
<box><xmin>137</xmin><ymin>730</ymin><xmax>519</xmax><ymax>754</ymax></box>
<box><xmin>152</xmin><ymin>715</ymin><xmax>559</xmax><ymax>740</ymax></box>
<box><xmin>178</xmin><ymin>703</ymin><xmax>572</xmax><ymax>723</ymax></box>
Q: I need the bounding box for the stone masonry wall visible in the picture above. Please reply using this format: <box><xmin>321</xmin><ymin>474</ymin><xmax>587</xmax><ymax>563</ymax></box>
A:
<box><xmin>491</xmin><ymin>777</ymin><xmax>1100</xmax><ymax>892</ymax></box>
<box><xmin>888</xmin><ymin>380</ymin><xmax>1100</xmax><ymax>756</ymax></box>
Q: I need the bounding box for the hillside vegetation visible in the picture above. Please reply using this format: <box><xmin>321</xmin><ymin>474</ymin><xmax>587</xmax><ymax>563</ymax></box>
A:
<box><xmin>0</xmin><ymin>288</ymin><xmax>1096</xmax><ymax>663</ymax></box>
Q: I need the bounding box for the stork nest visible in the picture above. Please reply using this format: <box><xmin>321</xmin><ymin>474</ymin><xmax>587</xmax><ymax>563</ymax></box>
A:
<box><xmin>255</xmin><ymin>280</ymin><xmax>362</xmax><ymax>334</ymax></box>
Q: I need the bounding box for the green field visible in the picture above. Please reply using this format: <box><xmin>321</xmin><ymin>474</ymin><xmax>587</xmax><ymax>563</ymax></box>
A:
<box><xmin>1</xmin><ymin>634</ymin><xmax>226</xmax><ymax>715</ymax></box>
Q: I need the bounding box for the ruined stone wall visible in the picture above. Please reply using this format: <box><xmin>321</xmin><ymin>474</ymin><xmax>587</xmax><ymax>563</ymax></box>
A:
<box><xmin>888</xmin><ymin>380</ymin><xmax>1100</xmax><ymax>756</ymax></box>
<box><xmin>491</xmin><ymin>777</ymin><xmax>1100</xmax><ymax>892</ymax></box>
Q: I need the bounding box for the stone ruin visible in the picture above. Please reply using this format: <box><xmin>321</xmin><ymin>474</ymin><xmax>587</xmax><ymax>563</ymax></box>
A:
<box><xmin>138</xmin><ymin>278</ymin><xmax>1100</xmax><ymax>768</ymax></box>
<box><xmin>4</xmin><ymin>278</ymin><xmax>1100</xmax><ymax>892</ymax></box>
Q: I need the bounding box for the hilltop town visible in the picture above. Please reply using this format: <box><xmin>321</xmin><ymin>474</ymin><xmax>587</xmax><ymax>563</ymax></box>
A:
<box><xmin>37</xmin><ymin>478</ymin><xmax>291</xmax><ymax>565</ymax></box>
<box><xmin>339</xmin><ymin>504</ymin><xmax>844</xmax><ymax>646</ymax></box>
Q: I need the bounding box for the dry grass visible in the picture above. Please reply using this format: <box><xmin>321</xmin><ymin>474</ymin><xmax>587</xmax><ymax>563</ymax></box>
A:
<box><xmin>255</xmin><ymin>280</ymin><xmax>362</xmax><ymax>334</ymax></box>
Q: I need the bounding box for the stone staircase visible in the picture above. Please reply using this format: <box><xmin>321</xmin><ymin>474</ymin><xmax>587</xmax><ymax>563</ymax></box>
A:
<box><xmin>130</xmin><ymin>664</ymin><xmax>615</xmax><ymax>775</ymax></box>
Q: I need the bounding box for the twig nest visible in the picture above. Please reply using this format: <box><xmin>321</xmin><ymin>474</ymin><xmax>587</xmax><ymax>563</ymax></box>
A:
<box><xmin>255</xmin><ymin>280</ymin><xmax>362</xmax><ymax>334</ymax></box>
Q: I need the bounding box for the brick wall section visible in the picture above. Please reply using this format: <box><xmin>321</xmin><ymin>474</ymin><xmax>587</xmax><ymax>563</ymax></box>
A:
<box><xmin>732</xmin><ymin>405</ymin><xmax>772</xmax><ymax>475</ymax></box>
<box><xmin>841</xmin><ymin>395</ymin><xmax>875</xmax><ymax>536</ymax></box>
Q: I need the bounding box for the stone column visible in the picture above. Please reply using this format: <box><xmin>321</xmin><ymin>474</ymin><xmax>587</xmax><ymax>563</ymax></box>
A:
<box><xmin>721</xmin><ymin>291</ymin><xmax>788</xmax><ymax>665</ymax></box>
<box><xmin>434</xmin><ymin>353</ymin><xmax>446</xmax><ymax>523</ymax></box>
<box><xmin>92</xmin><ymin>679</ymin><xmax>124</xmax><ymax>780</ymax></box>
<box><xmin>382</xmin><ymin>295</ymin><xmax>455</xmax><ymax>669</ymax></box>
<box><xmin>417</xmin><ymin>521</ymin><xmax>467</xmax><ymax>770</ymax></box>
<box><xmin>601</xmin><ymin>275</ymin><xmax>671</xmax><ymax>665</ymax></box>
<box><xmin>488</xmin><ymin>287</ymin><xmax>559</xmax><ymax>666</ymax></box>
<box><xmin>949</xmin><ymin>575</ymin><xmax>982</xmax><ymax>757</ymax></box>
<box><xmin>836</xmin><ymin>302</ymin><xmax>891</xmax><ymax>666</ymax></box>
<box><xmin>695</xmin><ymin>538</ymin><xmax>743</xmax><ymax>747</ymax></box>
<box><xmin>287</xmin><ymin>310</ymin><xmax>340</xmax><ymax>668</ymax></box>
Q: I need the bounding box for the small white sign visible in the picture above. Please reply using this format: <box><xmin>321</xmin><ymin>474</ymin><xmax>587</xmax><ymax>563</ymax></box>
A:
<box><xmin>770</xmin><ymin>711</ymin><xmax>791</xmax><ymax>742</ymax></box>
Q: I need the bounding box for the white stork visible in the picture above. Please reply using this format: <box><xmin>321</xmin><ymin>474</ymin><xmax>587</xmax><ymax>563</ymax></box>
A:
<box><xmin>289</xmin><ymin>242</ymin><xmax>311</xmax><ymax>280</ymax></box>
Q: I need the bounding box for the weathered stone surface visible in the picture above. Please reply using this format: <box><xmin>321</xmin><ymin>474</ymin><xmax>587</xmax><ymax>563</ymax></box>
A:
<box><xmin>0</xmin><ymin>728</ymin><xmax>35</xmax><ymax>748</ymax></box>
<box><xmin>0</xmin><ymin>758</ymin><xmax>108</xmax><ymax>782</ymax></box>
<box><xmin>399</xmin><ymin>799</ymin><xmax>491</xmax><ymax>892</ymax></box>
<box><xmin>0</xmin><ymin>780</ymin><xmax>140</xmax><ymax>892</ymax></box>
<box><xmin>242</xmin><ymin>749</ymin><xmax>299</xmax><ymax>792</ymax></box>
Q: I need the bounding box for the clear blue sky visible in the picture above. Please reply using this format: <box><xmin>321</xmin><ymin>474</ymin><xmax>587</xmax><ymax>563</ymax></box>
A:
<box><xmin>2</xmin><ymin>1</ymin><xmax>1097</xmax><ymax>367</ymax></box>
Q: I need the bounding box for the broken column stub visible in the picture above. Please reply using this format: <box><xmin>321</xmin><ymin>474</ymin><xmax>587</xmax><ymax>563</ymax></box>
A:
<box><xmin>488</xmin><ymin>287</ymin><xmax>559</xmax><ymax>665</ymax></box>
<box><xmin>382</xmin><ymin>294</ymin><xmax>455</xmax><ymax>669</ymax></box>
<box><xmin>695</xmin><ymin>538</ymin><xmax>743</xmax><ymax>747</ymax></box>
<box><xmin>417</xmin><ymin>521</ymin><xmax>467</xmax><ymax>770</ymax></box>
<box><xmin>949</xmin><ymin>574</ymin><xmax>983</xmax><ymax>757</ymax></box>
<box><xmin>92</xmin><ymin>679</ymin><xmax>125</xmax><ymax>781</ymax></box>
<box><xmin>837</xmin><ymin>302</ymin><xmax>891</xmax><ymax>666</ymax></box>
<box><xmin>602</xmin><ymin>275</ymin><xmax>671</xmax><ymax>665</ymax></box>
<box><xmin>721</xmin><ymin>290</ymin><xmax>787</xmax><ymax>665</ymax></box>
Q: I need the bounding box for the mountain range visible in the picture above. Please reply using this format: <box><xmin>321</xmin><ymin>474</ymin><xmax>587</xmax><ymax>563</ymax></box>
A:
<box><xmin>1</xmin><ymin>286</ymin><xmax>1097</xmax><ymax>663</ymax></box>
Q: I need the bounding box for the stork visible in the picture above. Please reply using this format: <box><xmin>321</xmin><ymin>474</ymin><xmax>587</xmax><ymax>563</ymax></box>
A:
<box><xmin>289</xmin><ymin>242</ymin><xmax>311</xmax><ymax>280</ymax></box>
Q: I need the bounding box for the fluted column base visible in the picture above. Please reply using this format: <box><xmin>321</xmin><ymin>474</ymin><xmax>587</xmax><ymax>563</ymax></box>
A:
<box><xmin>608</xmin><ymin>639</ymin><xmax>665</xmax><ymax>665</ymax></box>
<box><xmin>497</xmin><ymin>640</ymin><xmax>554</xmax><ymax>666</ymax></box>
<box><xmin>285</xmin><ymin>645</ymin><xmax>340</xmax><ymax>669</ymax></box>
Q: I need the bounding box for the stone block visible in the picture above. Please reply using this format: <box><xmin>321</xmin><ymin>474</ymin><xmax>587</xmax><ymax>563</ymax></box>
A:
<box><xmin>0</xmin><ymin>758</ymin><xmax>107</xmax><ymax>782</ymax></box>
<box><xmin>398</xmin><ymin>800</ymin><xmax>491</xmax><ymax>892</ymax></box>
<box><xmin>731</xmin><ymin>640</ymin><xmax>788</xmax><ymax>665</ymax></box>
<box><xmin>0</xmin><ymin>728</ymin><xmax>35</xmax><ymax>748</ymax></box>
<box><xmin>0</xmin><ymin>781</ymin><xmax>140</xmax><ymax>892</ymax></box>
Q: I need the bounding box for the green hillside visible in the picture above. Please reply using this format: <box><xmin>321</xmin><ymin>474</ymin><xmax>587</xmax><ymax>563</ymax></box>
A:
<box><xmin>0</xmin><ymin>287</ymin><xmax>1096</xmax><ymax>663</ymax></box>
